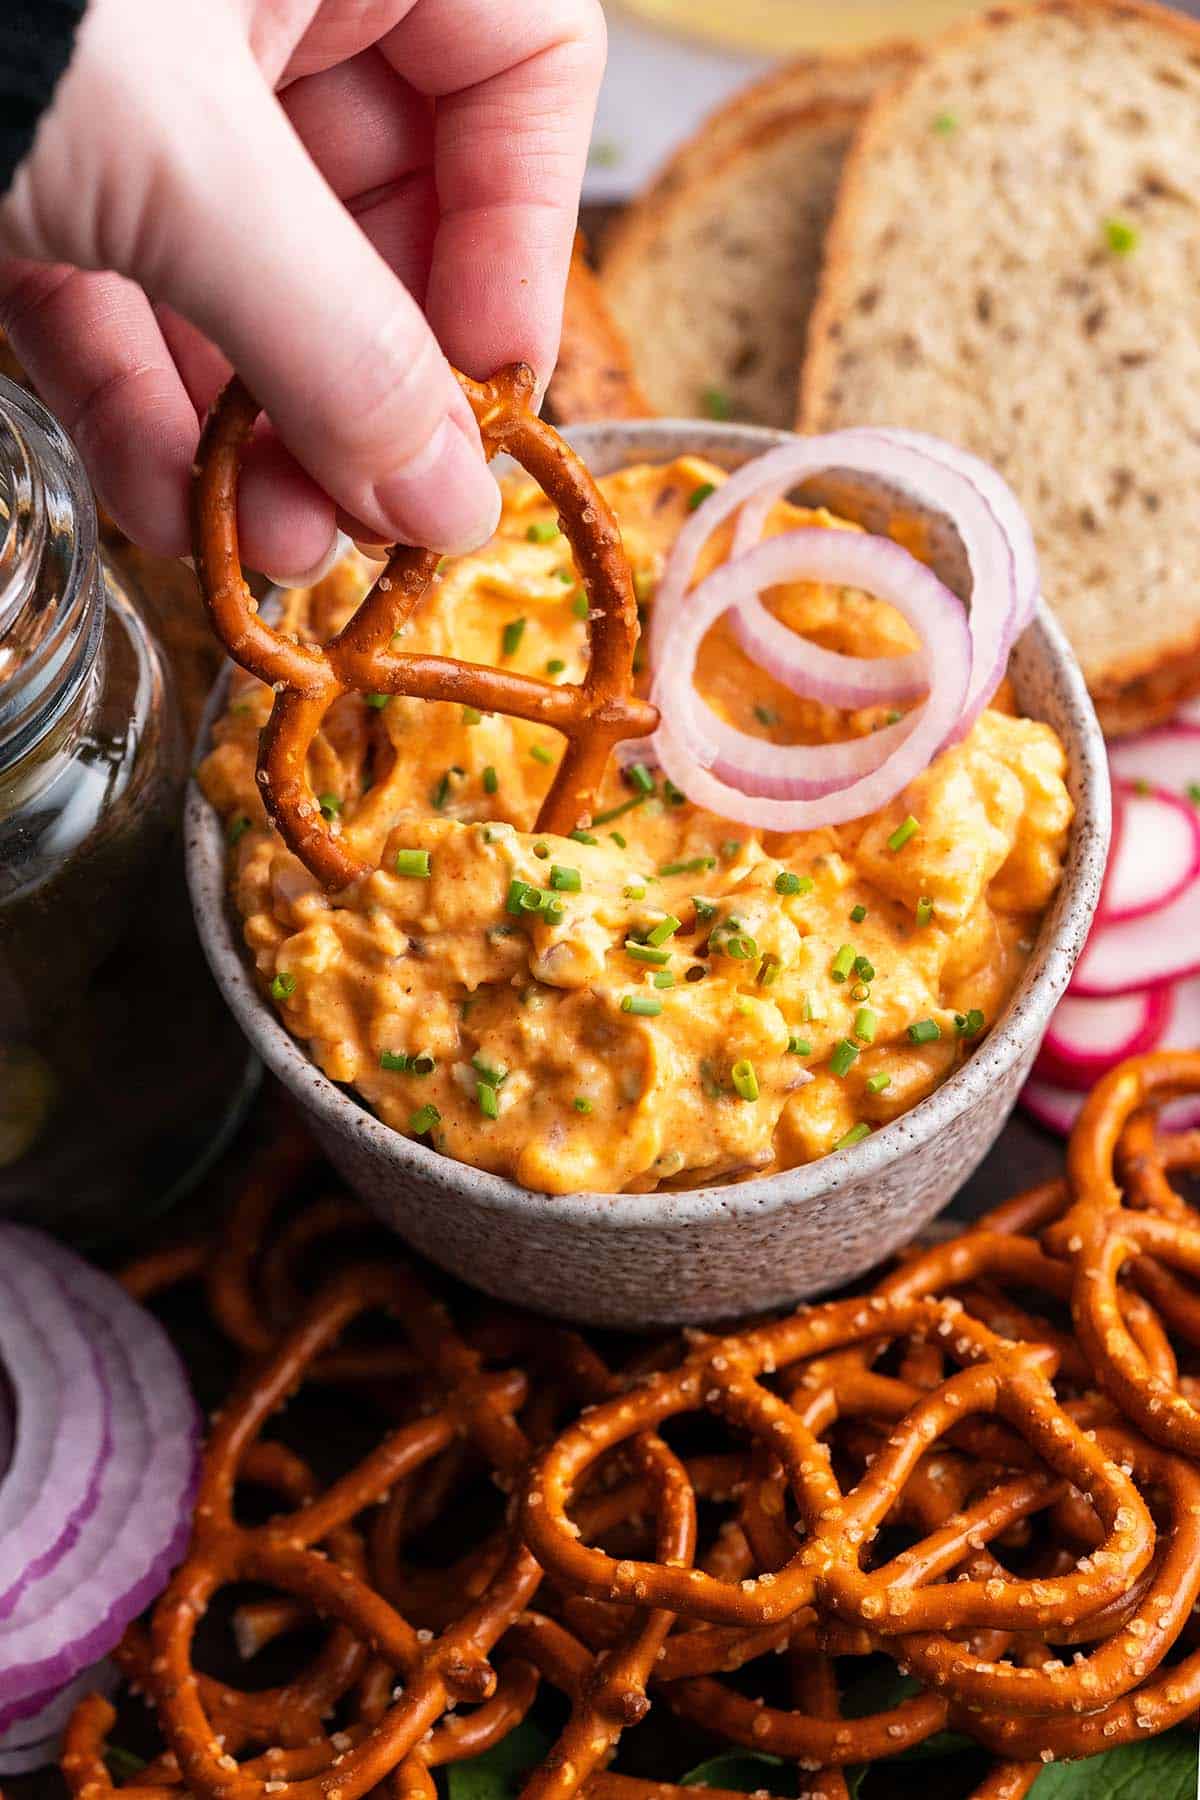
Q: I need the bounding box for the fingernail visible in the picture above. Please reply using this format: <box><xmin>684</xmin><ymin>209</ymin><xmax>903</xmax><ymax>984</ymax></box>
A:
<box><xmin>259</xmin><ymin>530</ymin><xmax>347</xmax><ymax>591</ymax></box>
<box><xmin>372</xmin><ymin>417</ymin><xmax>501</xmax><ymax>556</ymax></box>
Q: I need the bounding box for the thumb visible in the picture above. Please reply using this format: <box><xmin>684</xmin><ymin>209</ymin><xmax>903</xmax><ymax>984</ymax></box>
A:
<box><xmin>151</xmin><ymin>46</ymin><xmax>501</xmax><ymax>555</ymax></box>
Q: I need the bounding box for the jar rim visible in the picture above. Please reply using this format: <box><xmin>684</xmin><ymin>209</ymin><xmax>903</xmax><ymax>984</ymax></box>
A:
<box><xmin>0</xmin><ymin>376</ymin><xmax>101</xmax><ymax>770</ymax></box>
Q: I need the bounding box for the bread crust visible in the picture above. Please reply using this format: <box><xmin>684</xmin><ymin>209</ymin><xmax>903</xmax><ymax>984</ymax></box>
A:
<box><xmin>544</xmin><ymin>235</ymin><xmax>650</xmax><ymax>427</ymax></box>
<box><xmin>799</xmin><ymin>0</ymin><xmax>1200</xmax><ymax>712</ymax></box>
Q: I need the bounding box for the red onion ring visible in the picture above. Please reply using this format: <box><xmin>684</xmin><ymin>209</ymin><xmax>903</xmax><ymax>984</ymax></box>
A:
<box><xmin>719</xmin><ymin>430</ymin><xmax>1018</xmax><ymax>736</ymax></box>
<box><xmin>0</xmin><ymin>1227</ymin><xmax>198</xmax><ymax>1731</ymax></box>
<box><xmin>651</xmin><ymin>527</ymin><xmax>970</xmax><ymax>831</ymax></box>
<box><xmin>1097</xmin><ymin>780</ymin><xmax>1200</xmax><ymax>927</ymax></box>
<box><xmin>0</xmin><ymin>1256</ymin><xmax>108</xmax><ymax>1621</ymax></box>
<box><xmin>0</xmin><ymin>1662</ymin><xmax>118</xmax><ymax>1774</ymax></box>
<box><xmin>873</xmin><ymin>428</ymin><xmax>1039</xmax><ymax>633</ymax></box>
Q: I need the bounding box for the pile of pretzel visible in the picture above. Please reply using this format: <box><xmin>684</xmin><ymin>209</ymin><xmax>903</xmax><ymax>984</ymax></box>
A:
<box><xmin>59</xmin><ymin>1049</ymin><xmax>1200</xmax><ymax>1800</ymax></box>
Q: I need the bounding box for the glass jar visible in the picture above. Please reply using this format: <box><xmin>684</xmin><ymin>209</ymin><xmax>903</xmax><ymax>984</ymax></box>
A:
<box><xmin>0</xmin><ymin>375</ymin><xmax>257</xmax><ymax>1241</ymax></box>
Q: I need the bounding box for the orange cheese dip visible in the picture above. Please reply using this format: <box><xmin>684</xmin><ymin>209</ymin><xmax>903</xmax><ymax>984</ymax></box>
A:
<box><xmin>199</xmin><ymin>458</ymin><xmax>1071</xmax><ymax>1195</ymax></box>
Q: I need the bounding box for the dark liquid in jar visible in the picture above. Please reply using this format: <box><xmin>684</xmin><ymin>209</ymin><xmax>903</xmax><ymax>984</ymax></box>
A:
<box><xmin>0</xmin><ymin>568</ymin><xmax>256</xmax><ymax>1241</ymax></box>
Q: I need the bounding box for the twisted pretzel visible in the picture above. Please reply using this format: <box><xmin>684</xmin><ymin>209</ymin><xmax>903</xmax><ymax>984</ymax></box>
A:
<box><xmin>192</xmin><ymin>367</ymin><xmax>656</xmax><ymax>888</ymax></box>
<box><xmin>65</xmin><ymin>1052</ymin><xmax>1200</xmax><ymax>1794</ymax></box>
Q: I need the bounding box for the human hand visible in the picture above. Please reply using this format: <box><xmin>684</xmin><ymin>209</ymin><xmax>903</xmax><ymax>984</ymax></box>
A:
<box><xmin>0</xmin><ymin>0</ymin><xmax>604</xmax><ymax>578</ymax></box>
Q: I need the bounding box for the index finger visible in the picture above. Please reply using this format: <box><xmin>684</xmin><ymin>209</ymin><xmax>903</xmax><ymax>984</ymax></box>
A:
<box><xmin>381</xmin><ymin>0</ymin><xmax>606</xmax><ymax>388</ymax></box>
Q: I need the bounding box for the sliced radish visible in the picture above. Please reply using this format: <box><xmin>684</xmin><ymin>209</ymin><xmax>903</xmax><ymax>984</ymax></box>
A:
<box><xmin>1159</xmin><ymin>975</ymin><xmax>1200</xmax><ymax>1052</ymax></box>
<box><xmin>1096</xmin><ymin>781</ymin><xmax>1200</xmax><ymax>926</ymax></box>
<box><xmin>1020</xmin><ymin>1077</ymin><xmax>1083</xmax><ymax>1136</ymax></box>
<box><xmin>1071</xmin><ymin>877</ymin><xmax>1200</xmax><ymax>997</ymax></box>
<box><xmin>1034</xmin><ymin>987</ymin><xmax>1170</xmax><ymax>1092</ymax></box>
<box><xmin>1022</xmin><ymin>1072</ymin><xmax>1200</xmax><ymax>1138</ymax></box>
<box><xmin>1109</xmin><ymin>725</ymin><xmax>1200</xmax><ymax>803</ymax></box>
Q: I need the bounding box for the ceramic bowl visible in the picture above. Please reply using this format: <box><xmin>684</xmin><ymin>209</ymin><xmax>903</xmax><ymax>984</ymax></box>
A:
<box><xmin>185</xmin><ymin>419</ymin><xmax>1110</xmax><ymax>1328</ymax></box>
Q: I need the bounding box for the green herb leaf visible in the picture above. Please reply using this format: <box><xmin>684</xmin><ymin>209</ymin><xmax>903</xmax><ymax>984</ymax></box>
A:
<box><xmin>447</xmin><ymin>1721</ymin><xmax>552</xmax><ymax>1800</ymax></box>
<box><xmin>1029</xmin><ymin>1731</ymin><xmax>1197</xmax><ymax>1796</ymax></box>
<box><xmin>501</xmin><ymin>617</ymin><xmax>526</xmax><ymax>658</ymax></box>
<box><xmin>680</xmin><ymin>1752</ymin><xmax>785</xmax><ymax>1792</ymax></box>
<box><xmin>688</xmin><ymin>481</ymin><xmax>717</xmax><ymax>512</ymax></box>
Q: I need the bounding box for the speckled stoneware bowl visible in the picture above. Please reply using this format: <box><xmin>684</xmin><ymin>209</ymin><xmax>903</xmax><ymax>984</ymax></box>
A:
<box><xmin>185</xmin><ymin>419</ymin><xmax>1110</xmax><ymax>1329</ymax></box>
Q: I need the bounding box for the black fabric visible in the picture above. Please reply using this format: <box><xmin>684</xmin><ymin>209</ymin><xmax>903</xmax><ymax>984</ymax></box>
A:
<box><xmin>0</xmin><ymin>1</ymin><xmax>89</xmax><ymax>196</ymax></box>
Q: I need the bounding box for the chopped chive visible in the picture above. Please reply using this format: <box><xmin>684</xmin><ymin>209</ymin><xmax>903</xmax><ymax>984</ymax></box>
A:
<box><xmin>887</xmin><ymin>815</ymin><xmax>921</xmax><ymax>853</ymax></box>
<box><xmin>831</xmin><ymin>944</ymin><xmax>856</xmax><ymax>983</ymax></box>
<box><xmin>646</xmin><ymin>914</ymin><xmax>682</xmax><ymax>947</ymax></box>
<box><xmin>550</xmin><ymin>865</ymin><xmax>581</xmax><ymax>892</ymax></box>
<box><xmin>833</xmin><ymin>1122</ymin><xmax>872</xmax><ymax>1150</ymax></box>
<box><xmin>757</xmin><ymin>955</ymin><xmax>781</xmax><ymax>987</ymax></box>
<box><xmin>916</xmin><ymin>897</ymin><xmax>934</xmax><ymax>927</ymax></box>
<box><xmin>829</xmin><ymin>1038</ymin><xmax>859</xmax><ymax>1078</ymax></box>
<box><xmin>526</xmin><ymin>519</ymin><xmax>560</xmax><ymax>542</ymax></box>
<box><xmin>609</xmin><ymin>830</ymin><xmax>627</xmax><ymax>848</ymax></box>
<box><xmin>787</xmin><ymin>1035</ymin><xmax>812</xmax><ymax>1057</ymax></box>
<box><xmin>471</xmin><ymin>1054</ymin><xmax>507</xmax><ymax>1087</ymax></box>
<box><xmin>555</xmin><ymin>566</ymin><xmax>573</xmax><ymax>583</ymax></box>
<box><xmin>692</xmin><ymin>896</ymin><xmax>717</xmax><ymax>921</ymax></box>
<box><xmin>849</xmin><ymin>903</ymin><xmax>868</xmax><ymax>923</ymax></box>
<box><xmin>395</xmin><ymin>847</ymin><xmax>432</xmax><ymax>878</ymax></box>
<box><xmin>908</xmin><ymin>1018</ymin><xmax>942</xmax><ymax>1045</ymax></box>
<box><xmin>519</xmin><ymin>887</ymin><xmax>544</xmax><ymax>913</ymax></box>
<box><xmin>530</xmin><ymin>743</ymin><xmax>554</xmax><ymax>765</ymax></box>
<box><xmin>381</xmin><ymin>1050</ymin><xmax>410</xmax><ymax>1071</ymax></box>
<box><xmin>753</xmin><ymin>704</ymin><xmax>778</xmax><ymax>728</ymax></box>
<box><xmin>1188</xmin><ymin>783</ymin><xmax>1200</xmax><ymax>806</ymax></box>
<box><xmin>626</xmin><ymin>939</ymin><xmax>671</xmax><ymax>967</ymax></box>
<box><xmin>534</xmin><ymin>841</ymin><xmax>550</xmax><ymax>859</ymax></box>
<box><xmin>317</xmin><ymin>792</ymin><xmax>341</xmax><ymax>820</ymax></box>
<box><xmin>366</xmin><ymin>692</ymin><xmax>389</xmax><ymax>709</ymax></box>
<box><xmin>228</xmin><ymin>815</ymin><xmax>251</xmax><ymax>846</ymax></box>
<box><xmin>571</xmin><ymin>828</ymin><xmax>599</xmax><ymax>846</ymax></box>
<box><xmin>1103</xmin><ymin>216</ymin><xmax>1139</xmax><ymax>256</ymax></box>
<box><xmin>885</xmin><ymin>708</ymin><xmax>903</xmax><ymax>725</ymax></box>
<box><xmin>731</xmin><ymin>1059</ymin><xmax>759</xmax><ymax>1102</ymax></box>
<box><xmin>663</xmin><ymin>778</ymin><xmax>687</xmax><ymax>806</ymax></box>
<box><xmin>506</xmin><ymin>878</ymin><xmax>534</xmax><ymax>914</ymax></box>
<box><xmin>624</xmin><ymin>883</ymin><xmax>647</xmax><ymax>901</ymax></box>
<box><xmin>593</xmin><ymin>792</ymin><xmax>648</xmax><ymax>825</ymax></box>
<box><xmin>270</xmin><ymin>972</ymin><xmax>296</xmax><ymax>1001</ymax></box>
<box><xmin>571</xmin><ymin>592</ymin><xmax>590</xmax><ymax>619</ymax></box>
<box><xmin>461</xmin><ymin>706</ymin><xmax>483</xmax><ymax>725</ymax></box>
<box><xmin>853</xmin><ymin>1006</ymin><xmax>877</xmax><ymax>1044</ymax></box>
<box><xmin>687</xmin><ymin>482</ymin><xmax>717</xmax><ymax>512</ymax></box>
<box><xmin>501</xmin><ymin>618</ymin><xmax>526</xmax><ymax>657</ymax></box>
<box><xmin>720</xmin><ymin>839</ymin><xmax>742</xmax><ymax>860</ymax></box>
<box><xmin>546</xmin><ymin>658</ymin><xmax>566</xmax><ymax>675</ymax></box>
<box><xmin>621</xmin><ymin>994</ymin><xmax>663</xmax><ymax>1017</ymax></box>
<box><xmin>866</xmin><ymin>1073</ymin><xmax>892</xmax><ymax>1095</ymax></box>
<box><xmin>477</xmin><ymin>1082</ymin><xmax>500</xmax><ymax>1119</ymax></box>
<box><xmin>653</xmin><ymin>970</ymin><xmax>676</xmax><ymax>989</ymax></box>
<box><xmin>702</xmin><ymin>387</ymin><xmax>731</xmax><ymax>421</ymax></box>
<box><xmin>775</xmin><ymin>870</ymin><xmax>802</xmax><ymax>896</ymax></box>
<box><xmin>659</xmin><ymin>856</ymin><xmax>716</xmax><ymax>877</ymax></box>
<box><xmin>627</xmin><ymin>762</ymin><xmax>656</xmax><ymax>794</ymax></box>
<box><xmin>804</xmin><ymin>991</ymin><xmax>826</xmax><ymax>1023</ymax></box>
<box><xmin>955</xmin><ymin>1008</ymin><xmax>986</xmax><ymax>1038</ymax></box>
<box><xmin>854</xmin><ymin>955</ymin><xmax>876</xmax><ymax>983</ymax></box>
<box><xmin>431</xmin><ymin>771</ymin><xmax>452</xmax><ymax>810</ymax></box>
<box><xmin>483</xmin><ymin>765</ymin><xmax>499</xmax><ymax>794</ymax></box>
<box><xmin>573</xmin><ymin>1096</ymin><xmax>593</xmax><ymax>1113</ymax></box>
<box><xmin>850</xmin><ymin>981</ymin><xmax>871</xmax><ymax>1004</ymax></box>
<box><xmin>410</xmin><ymin>1103</ymin><xmax>440</xmax><ymax>1135</ymax></box>
<box><xmin>410</xmin><ymin>1053</ymin><xmax>435</xmax><ymax>1075</ymax></box>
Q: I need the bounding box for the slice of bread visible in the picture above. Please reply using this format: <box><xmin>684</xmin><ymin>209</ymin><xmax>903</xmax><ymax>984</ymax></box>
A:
<box><xmin>598</xmin><ymin>44</ymin><xmax>917</xmax><ymax>428</ymax></box>
<box><xmin>544</xmin><ymin>234</ymin><xmax>650</xmax><ymax>426</ymax></box>
<box><xmin>800</xmin><ymin>0</ymin><xmax>1200</xmax><ymax>724</ymax></box>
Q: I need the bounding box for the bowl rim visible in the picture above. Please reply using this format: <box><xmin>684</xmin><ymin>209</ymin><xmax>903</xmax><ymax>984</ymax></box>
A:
<box><xmin>185</xmin><ymin>416</ymin><xmax>1110</xmax><ymax>1228</ymax></box>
